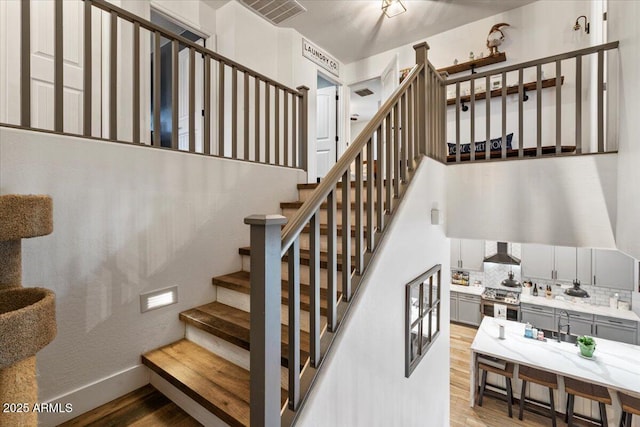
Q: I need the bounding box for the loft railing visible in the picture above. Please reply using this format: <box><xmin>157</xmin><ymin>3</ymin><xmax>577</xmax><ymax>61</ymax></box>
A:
<box><xmin>244</xmin><ymin>42</ymin><xmax>446</xmax><ymax>426</ymax></box>
<box><xmin>6</xmin><ymin>0</ymin><xmax>307</xmax><ymax>169</ymax></box>
<box><xmin>444</xmin><ymin>41</ymin><xmax>619</xmax><ymax>163</ymax></box>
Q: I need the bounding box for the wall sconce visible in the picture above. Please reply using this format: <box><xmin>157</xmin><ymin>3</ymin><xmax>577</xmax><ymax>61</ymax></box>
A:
<box><xmin>431</xmin><ymin>209</ymin><xmax>441</xmax><ymax>225</ymax></box>
<box><xmin>573</xmin><ymin>15</ymin><xmax>590</xmax><ymax>34</ymax></box>
<box><xmin>382</xmin><ymin>0</ymin><xmax>406</xmax><ymax>18</ymax></box>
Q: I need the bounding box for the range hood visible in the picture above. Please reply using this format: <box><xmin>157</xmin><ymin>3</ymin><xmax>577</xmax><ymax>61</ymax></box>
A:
<box><xmin>484</xmin><ymin>242</ymin><xmax>521</xmax><ymax>265</ymax></box>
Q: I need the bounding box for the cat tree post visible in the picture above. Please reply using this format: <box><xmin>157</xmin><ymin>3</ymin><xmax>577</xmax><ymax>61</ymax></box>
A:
<box><xmin>0</xmin><ymin>195</ymin><xmax>56</xmax><ymax>427</ymax></box>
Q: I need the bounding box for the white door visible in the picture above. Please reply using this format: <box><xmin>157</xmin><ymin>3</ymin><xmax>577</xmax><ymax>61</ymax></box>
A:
<box><xmin>316</xmin><ymin>85</ymin><xmax>337</xmax><ymax>178</ymax></box>
<box><xmin>380</xmin><ymin>53</ymin><xmax>399</xmax><ymax>103</ymax></box>
<box><xmin>31</xmin><ymin>0</ymin><xmax>84</xmax><ymax>133</ymax></box>
<box><xmin>178</xmin><ymin>41</ymin><xmax>203</xmax><ymax>151</ymax></box>
<box><xmin>2</xmin><ymin>0</ymin><xmax>101</xmax><ymax>134</ymax></box>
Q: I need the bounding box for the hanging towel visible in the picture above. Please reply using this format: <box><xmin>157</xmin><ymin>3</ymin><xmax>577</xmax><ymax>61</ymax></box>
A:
<box><xmin>494</xmin><ymin>303</ymin><xmax>507</xmax><ymax>320</ymax></box>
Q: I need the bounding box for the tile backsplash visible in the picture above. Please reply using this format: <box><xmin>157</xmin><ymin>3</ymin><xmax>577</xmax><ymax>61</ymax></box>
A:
<box><xmin>462</xmin><ymin>242</ymin><xmax>632</xmax><ymax>309</ymax></box>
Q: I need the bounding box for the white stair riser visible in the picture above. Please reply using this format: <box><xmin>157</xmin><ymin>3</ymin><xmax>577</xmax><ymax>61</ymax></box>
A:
<box><xmin>216</xmin><ymin>286</ymin><xmax>331</xmax><ymax>333</ymax></box>
<box><xmin>185</xmin><ymin>324</ymin><xmax>289</xmax><ymax>390</ymax></box>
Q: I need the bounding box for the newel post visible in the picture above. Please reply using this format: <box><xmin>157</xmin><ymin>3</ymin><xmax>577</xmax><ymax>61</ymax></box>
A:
<box><xmin>414</xmin><ymin>42</ymin><xmax>430</xmax><ymax>157</ymax></box>
<box><xmin>297</xmin><ymin>86</ymin><xmax>309</xmax><ymax>172</ymax></box>
<box><xmin>244</xmin><ymin>214</ymin><xmax>288</xmax><ymax>427</ymax></box>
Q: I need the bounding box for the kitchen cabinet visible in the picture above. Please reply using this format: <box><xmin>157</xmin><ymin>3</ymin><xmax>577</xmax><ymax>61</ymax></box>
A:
<box><xmin>521</xmin><ymin>303</ymin><xmax>555</xmax><ymax>331</ymax></box>
<box><xmin>451</xmin><ymin>239</ymin><xmax>485</xmax><ymax>271</ymax></box>
<box><xmin>450</xmin><ymin>292</ymin><xmax>459</xmax><ymax>322</ymax></box>
<box><xmin>593</xmin><ymin>249</ymin><xmax>635</xmax><ymax>290</ymax></box>
<box><xmin>522</xmin><ymin>244</ymin><xmax>591</xmax><ymax>284</ymax></box>
<box><xmin>594</xmin><ymin>315</ymin><xmax>637</xmax><ymax>345</ymax></box>
<box><xmin>555</xmin><ymin>310</ymin><xmax>594</xmax><ymax>336</ymax></box>
<box><xmin>457</xmin><ymin>294</ymin><xmax>481</xmax><ymax>326</ymax></box>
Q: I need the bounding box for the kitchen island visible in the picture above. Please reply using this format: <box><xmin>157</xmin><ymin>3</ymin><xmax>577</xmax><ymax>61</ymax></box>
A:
<box><xmin>470</xmin><ymin>317</ymin><xmax>640</xmax><ymax>424</ymax></box>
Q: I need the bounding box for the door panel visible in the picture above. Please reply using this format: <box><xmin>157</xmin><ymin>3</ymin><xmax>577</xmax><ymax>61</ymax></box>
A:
<box><xmin>316</xmin><ymin>85</ymin><xmax>337</xmax><ymax>178</ymax></box>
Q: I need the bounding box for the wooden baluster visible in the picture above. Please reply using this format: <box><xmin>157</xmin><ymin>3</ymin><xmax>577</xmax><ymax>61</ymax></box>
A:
<box><xmin>597</xmin><ymin>50</ymin><xmax>604</xmax><ymax>152</ymax></box>
<box><xmin>153</xmin><ymin>32</ymin><xmax>161</xmax><ymax>146</ymax></box>
<box><xmin>21</xmin><ymin>0</ymin><xmax>31</xmax><ymax>127</ymax></box>
<box><xmin>189</xmin><ymin>47</ymin><xmax>195</xmax><ymax>152</ymax></box>
<box><xmin>309</xmin><ymin>212</ymin><xmax>321</xmax><ymax>367</ymax></box>
<box><xmin>218</xmin><ymin>61</ymin><xmax>224</xmax><ymax>155</ymax></box>
<box><xmin>485</xmin><ymin>75</ymin><xmax>491</xmax><ymax>159</ymax></box>
<box><xmin>232</xmin><ymin>66</ymin><xmax>238</xmax><ymax>158</ymax></box>
<box><xmin>393</xmin><ymin>103</ymin><xmax>400</xmax><ymax>197</ymax></box>
<box><xmin>455</xmin><ymin>82</ymin><xmax>461</xmax><ymax>163</ymax></box>
<box><xmin>108</xmin><ymin>11</ymin><xmax>116</xmax><ymax>138</ymax></box>
<box><xmin>366</xmin><ymin>138</ymin><xmax>375</xmax><ymax>252</ymax></box>
<box><xmin>401</xmin><ymin>93</ymin><xmax>408</xmax><ymax>181</ymax></box>
<box><xmin>255</xmin><ymin>78</ymin><xmax>260</xmax><ymax>161</ymax></box>
<box><xmin>244</xmin><ymin>72</ymin><xmax>249</xmax><ymax>160</ymax></box>
<box><xmin>327</xmin><ymin>191</ymin><xmax>337</xmax><ymax>332</ymax></box>
<box><xmin>171</xmin><ymin>40</ymin><xmax>178</xmax><ymax>149</ymax></box>
<box><xmin>284</xmin><ymin>92</ymin><xmax>289</xmax><ymax>166</ymax></box>
<box><xmin>376</xmin><ymin>126</ymin><xmax>384</xmax><ymax>231</ymax></box>
<box><xmin>203</xmin><ymin>56</ymin><xmax>211</xmax><ymax>154</ymax></box>
<box><xmin>575</xmin><ymin>55</ymin><xmax>582</xmax><ymax>154</ymax></box>
<box><xmin>265</xmin><ymin>83</ymin><xmax>271</xmax><ymax>163</ymax></box>
<box><xmin>292</xmin><ymin>93</ymin><xmax>297</xmax><ymax>168</ymax></box>
<box><xmin>470</xmin><ymin>78</ymin><xmax>475</xmax><ymax>162</ymax></box>
<box><xmin>536</xmin><ymin>64</ymin><xmax>542</xmax><ymax>156</ymax></box>
<box><xmin>132</xmin><ymin>22</ymin><xmax>140</xmax><ymax>144</ymax></box>
<box><xmin>275</xmin><ymin>88</ymin><xmax>280</xmax><ymax>165</ymax></box>
<box><xmin>54</xmin><ymin>0</ymin><xmax>64</xmax><ymax>132</ymax></box>
<box><xmin>501</xmin><ymin>71</ymin><xmax>507</xmax><ymax>159</ymax></box>
<box><xmin>355</xmin><ymin>153</ymin><xmax>364</xmax><ymax>274</ymax></box>
<box><xmin>385</xmin><ymin>114</ymin><xmax>392</xmax><ymax>215</ymax></box>
<box><xmin>407</xmin><ymin>84</ymin><xmax>414</xmax><ymax>170</ymax></box>
<box><xmin>83</xmin><ymin>0</ymin><xmax>91</xmax><ymax>136</ymax></box>
<box><xmin>287</xmin><ymin>239</ymin><xmax>300</xmax><ymax>410</ymax></box>
<box><xmin>556</xmin><ymin>59</ymin><xmax>562</xmax><ymax>154</ymax></box>
<box><xmin>518</xmin><ymin>68</ymin><xmax>524</xmax><ymax>158</ymax></box>
<box><xmin>341</xmin><ymin>170</ymin><xmax>351</xmax><ymax>301</ymax></box>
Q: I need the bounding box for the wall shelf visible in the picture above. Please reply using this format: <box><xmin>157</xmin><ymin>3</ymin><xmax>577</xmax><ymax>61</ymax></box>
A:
<box><xmin>438</xmin><ymin>52</ymin><xmax>506</xmax><ymax>76</ymax></box>
<box><xmin>446</xmin><ymin>76</ymin><xmax>565</xmax><ymax>106</ymax></box>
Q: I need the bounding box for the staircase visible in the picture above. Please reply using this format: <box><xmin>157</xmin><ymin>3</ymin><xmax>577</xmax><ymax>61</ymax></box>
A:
<box><xmin>141</xmin><ymin>182</ymin><xmax>353</xmax><ymax>427</ymax></box>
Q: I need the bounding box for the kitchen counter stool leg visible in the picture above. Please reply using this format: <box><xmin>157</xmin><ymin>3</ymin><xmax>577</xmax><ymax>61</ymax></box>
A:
<box><xmin>506</xmin><ymin>377</ymin><xmax>513</xmax><ymax>418</ymax></box>
<box><xmin>567</xmin><ymin>394</ymin><xmax>575</xmax><ymax>427</ymax></box>
<box><xmin>477</xmin><ymin>369</ymin><xmax>488</xmax><ymax>406</ymax></box>
<box><xmin>599</xmin><ymin>403</ymin><xmax>608</xmax><ymax>427</ymax></box>
<box><xmin>549</xmin><ymin>387</ymin><xmax>557</xmax><ymax>427</ymax></box>
<box><xmin>519</xmin><ymin>379</ymin><xmax>527</xmax><ymax>420</ymax></box>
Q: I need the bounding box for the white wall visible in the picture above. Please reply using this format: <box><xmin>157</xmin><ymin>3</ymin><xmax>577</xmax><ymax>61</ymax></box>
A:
<box><xmin>345</xmin><ymin>1</ymin><xmax>608</xmax><ymax>154</ymax></box>
<box><xmin>0</xmin><ymin>127</ymin><xmax>304</xmax><ymax>424</ymax></box>
<box><xmin>297</xmin><ymin>157</ymin><xmax>450</xmax><ymax>427</ymax></box>
<box><xmin>215</xmin><ymin>1</ymin><xmax>348</xmax><ymax>182</ymax></box>
<box><xmin>609</xmin><ymin>1</ymin><xmax>640</xmax><ymax>261</ymax></box>
<box><xmin>446</xmin><ymin>153</ymin><xmax>618</xmax><ymax>248</ymax></box>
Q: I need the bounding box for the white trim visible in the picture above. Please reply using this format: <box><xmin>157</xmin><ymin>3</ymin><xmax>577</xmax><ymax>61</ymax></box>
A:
<box><xmin>150</xmin><ymin>372</ymin><xmax>229</xmax><ymax>427</ymax></box>
<box><xmin>39</xmin><ymin>365</ymin><xmax>150</xmax><ymax>427</ymax></box>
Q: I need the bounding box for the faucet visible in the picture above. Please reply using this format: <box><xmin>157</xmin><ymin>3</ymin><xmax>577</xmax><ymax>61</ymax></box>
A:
<box><xmin>557</xmin><ymin>310</ymin><xmax>571</xmax><ymax>342</ymax></box>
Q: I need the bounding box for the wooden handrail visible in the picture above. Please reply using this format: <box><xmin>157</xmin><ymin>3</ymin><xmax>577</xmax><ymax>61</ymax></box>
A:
<box><xmin>446</xmin><ymin>41</ymin><xmax>619</xmax><ymax>84</ymax></box>
<box><xmin>89</xmin><ymin>0</ymin><xmax>302</xmax><ymax>96</ymax></box>
<box><xmin>279</xmin><ymin>63</ymin><xmax>423</xmax><ymax>255</ymax></box>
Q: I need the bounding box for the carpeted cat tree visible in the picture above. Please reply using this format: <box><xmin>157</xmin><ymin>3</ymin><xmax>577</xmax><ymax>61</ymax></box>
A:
<box><xmin>0</xmin><ymin>195</ymin><xmax>56</xmax><ymax>427</ymax></box>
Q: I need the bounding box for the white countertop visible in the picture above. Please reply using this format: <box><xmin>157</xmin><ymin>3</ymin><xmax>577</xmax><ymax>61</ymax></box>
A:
<box><xmin>471</xmin><ymin>317</ymin><xmax>640</xmax><ymax>395</ymax></box>
<box><xmin>520</xmin><ymin>293</ymin><xmax>640</xmax><ymax>322</ymax></box>
<box><xmin>450</xmin><ymin>284</ymin><xmax>484</xmax><ymax>296</ymax></box>
<box><xmin>450</xmin><ymin>283</ymin><xmax>640</xmax><ymax>322</ymax></box>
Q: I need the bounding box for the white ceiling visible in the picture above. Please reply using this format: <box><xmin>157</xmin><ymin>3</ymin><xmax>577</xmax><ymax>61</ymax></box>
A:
<box><xmin>284</xmin><ymin>0</ymin><xmax>537</xmax><ymax>64</ymax></box>
<box><xmin>206</xmin><ymin>1</ymin><xmax>537</xmax><ymax>64</ymax></box>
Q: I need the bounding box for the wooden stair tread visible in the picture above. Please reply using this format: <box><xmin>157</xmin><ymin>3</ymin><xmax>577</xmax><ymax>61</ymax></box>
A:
<box><xmin>238</xmin><ymin>246</ymin><xmax>356</xmax><ymax>271</ymax></box>
<box><xmin>180</xmin><ymin>301</ymin><xmax>310</xmax><ymax>369</ymax></box>
<box><xmin>212</xmin><ymin>271</ymin><xmax>340</xmax><ymax>315</ymax></box>
<box><xmin>297</xmin><ymin>179</ymin><xmax>395</xmax><ymax>190</ymax></box>
<box><xmin>59</xmin><ymin>384</ymin><xmax>202</xmax><ymax>427</ymax></box>
<box><xmin>142</xmin><ymin>340</ymin><xmax>286</xmax><ymax>427</ymax></box>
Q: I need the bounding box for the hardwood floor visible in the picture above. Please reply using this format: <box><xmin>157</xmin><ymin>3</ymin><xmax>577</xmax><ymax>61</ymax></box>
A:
<box><xmin>59</xmin><ymin>384</ymin><xmax>202</xmax><ymax>427</ymax></box>
<box><xmin>450</xmin><ymin>323</ymin><xmax>563</xmax><ymax>427</ymax></box>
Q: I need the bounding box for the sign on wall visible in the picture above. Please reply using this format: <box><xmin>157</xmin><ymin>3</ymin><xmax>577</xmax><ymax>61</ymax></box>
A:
<box><xmin>302</xmin><ymin>39</ymin><xmax>339</xmax><ymax>77</ymax></box>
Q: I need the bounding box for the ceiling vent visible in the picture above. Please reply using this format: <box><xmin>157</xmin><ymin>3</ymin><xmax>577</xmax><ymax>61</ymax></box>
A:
<box><xmin>241</xmin><ymin>0</ymin><xmax>306</xmax><ymax>25</ymax></box>
<box><xmin>355</xmin><ymin>88</ymin><xmax>374</xmax><ymax>97</ymax></box>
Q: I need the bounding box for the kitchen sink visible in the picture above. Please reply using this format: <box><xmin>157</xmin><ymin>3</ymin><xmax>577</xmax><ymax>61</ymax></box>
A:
<box><xmin>540</xmin><ymin>329</ymin><xmax>578</xmax><ymax>344</ymax></box>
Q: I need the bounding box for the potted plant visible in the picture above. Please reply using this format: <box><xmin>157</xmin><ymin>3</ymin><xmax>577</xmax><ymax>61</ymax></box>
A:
<box><xmin>577</xmin><ymin>335</ymin><xmax>596</xmax><ymax>358</ymax></box>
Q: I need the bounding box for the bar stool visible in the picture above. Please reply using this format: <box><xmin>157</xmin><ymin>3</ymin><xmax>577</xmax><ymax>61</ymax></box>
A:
<box><xmin>477</xmin><ymin>359</ymin><xmax>515</xmax><ymax>418</ymax></box>
<box><xmin>619</xmin><ymin>392</ymin><xmax>640</xmax><ymax>427</ymax></box>
<box><xmin>565</xmin><ymin>377</ymin><xmax>612</xmax><ymax>427</ymax></box>
<box><xmin>518</xmin><ymin>365</ymin><xmax>558</xmax><ymax>427</ymax></box>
